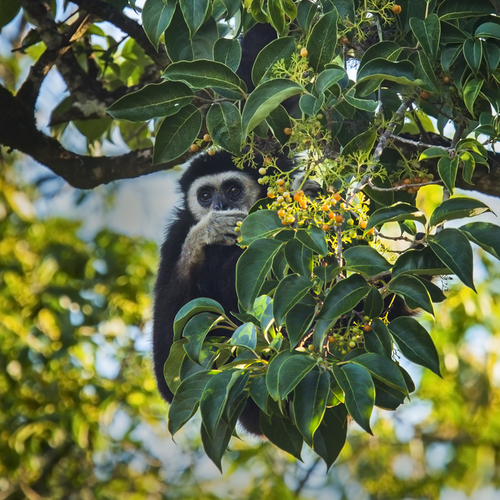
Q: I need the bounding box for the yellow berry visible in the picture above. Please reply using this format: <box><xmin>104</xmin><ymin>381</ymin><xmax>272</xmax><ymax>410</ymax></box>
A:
<box><xmin>203</xmin><ymin>133</ymin><xmax>211</xmax><ymax>142</ymax></box>
<box><xmin>300</xmin><ymin>48</ymin><xmax>308</xmax><ymax>58</ymax></box>
<box><xmin>259</xmin><ymin>167</ymin><xmax>267</xmax><ymax>175</ymax></box>
<box><xmin>392</xmin><ymin>4</ymin><xmax>402</xmax><ymax>14</ymax></box>
<box><xmin>359</xmin><ymin>220</ymin><xmax>367</xmax><ymax>229</ymax></box>
<box><xmin>277</xmin><ymin>178</ymin><xmax>285</xmax><ymax>186</ymax></box>
<box><xmin>190</xmin><ymin>144</ymin><xmax>199</xmax><ymax>152</ymax></box>
<box><xmin>284</xmin><ymin>127</ymin><xmax>292</xmax><ymax>135</ymax></box>
<box><xmin>208</xmin><ymin>148</ymin><xmax>216</xmax><ymax>156</ymax></box>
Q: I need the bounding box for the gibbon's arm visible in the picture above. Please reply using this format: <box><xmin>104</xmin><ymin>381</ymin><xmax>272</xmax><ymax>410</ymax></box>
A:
<box><xmin>152</xmin><ymin>209</ymin><xmax>246</xmax><ymax>402</ymax></box>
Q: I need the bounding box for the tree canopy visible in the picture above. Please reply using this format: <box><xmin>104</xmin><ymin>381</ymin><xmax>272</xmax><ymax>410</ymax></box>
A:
<box><xmin>3</xmin><ymin>0</ymin><xmax>500</xmax><ymax>476</ymax></box>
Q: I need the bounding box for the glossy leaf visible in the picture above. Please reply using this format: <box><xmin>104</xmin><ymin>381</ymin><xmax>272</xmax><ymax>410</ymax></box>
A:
<box><xmin>318</xmin><ymin>274</ymin><xmax>370</xmax><ymax>322</ymax></box>
<box><xmin>293</xmin><ymin>368</ymin><xmax>330</xmax><ymax>446</ymax></box>
<box><xmin>357</xmin><ymin>59</ymin><xmax>423</xmax><ymax>87</ymax></box>
<box><xmin>365</xmin><ymin>319</ymin><xmax>392</xmax><ymax>358</ymax></box>
<box><xmin>315</xmin><ymin>68</ymin><xmax>347</xmax><ymax>94</ymax></box>
<box><xmin>343</xmin><ymin>246</ymin><xmax>392</xmax><ymax>277</ymax></box>
<box><xmin>460</xmin><ymin>222</ymin><xmax>500</xmax><ymax>261</ymax></box>
<box><xmin>252</xmin><ymin>36</ymin><xmax>295</xmax><ymax>86</ymax></box>
<box><xmin>463</xmin><ymin>39</ymin><xmax>483</xmax><ymax>75</ymax></box>
<box><xmin>230</xmin><ymin>323</ymin><xmax>257</xmax><ymax>351</ymax></box>
<box><xmin>242</xmin><ymin>79</ymin><xmax>303</xmax><ymax>135</ymax></box>
<box><xmin>273</xmin><ymin>274</ymin><xmax>312</xmax><ymax>325</ymax></box>
<box><xmin>267</xmin><ymin>105</ymin><xmax>292</xmax><ymax>145</ymax></box>
<box><xmin>213</xmin><ymin>38</ymin><xmax>242</xmax><ymax>72</ymax></box>
<box><xmin>388</xmin><ymin>274</ymin><xmax>434</xmax><ymax>317</ymax></box>
<box><xmin>295</xmin><ymin>225</ymin><xmax>328</xmax><ymax>255</ymax></box>
<box><xmin>392</xmin><ymin>247</ymin><xmax>451</xmax><ymax>277</ymax></box>
<box><xmin>429</xmin><ymin>197</ymin><xmax>491</xmax><ymax>228</ymax></box>
<box><xmin>236</xmin><ymin>239</ymin><xmax>284</xmax><ymax>310</ymax></box>
<box><xmin>389</xmin><ymin>317</ymin><xmax>441</xmax><ymax>377</ymax></box>
<box><xmin>142</xmin><ymin>0</ymin><xmax>176</xmax><ymax>49</ymax></box>
<box><xmin>278</xmin><ymin>355</ymin><xmax>317</xmax><ymax>399</ymax></box>
<box><xmin>266</xmin><ymin>350</ymin><xmax>294</xmax><ymax>400</ymax></box>
<box><xmin>286</xmin><ymin>296</ymin><xmax>317</xmax><ymax>349</ymax></box>
<box><xmin>410</xmin><ymin>14</ymin><xmax>440</xmax><ymax>60</ymax></box>
<box><xmin>250</xmin><ymin>375</ymin><xmax>268</xmax><ymax>413</ymax></box>
<box><xmin>259</xmin><ymin>412</ymin><xmax>303</xmax><ymax>459</ymax></box>
<box><xmin>313</xmin><ymin>404</ymin><xmax>348</xmax><ymax>470</ymax></box>
<box><xmin>168</xmin><ymin>370</ymin><xmax>211</xmax><ymax>435</ymax></box>
<box><xmin>363</xmin><ymin>287</ymin><xmax>384</xmax><ymax>319</ymax></box>
<box><xmin>349</xmin><ymin>353</ymin><xmax>407</xmax><ymax>393</ymax></box>
<box><xmin>153</xmin><ymin>105</ymin><xmax>202</xmax><ymax>164</ymax></box>
<box><xmin>173</xmin><ymin>298</ymin><xmax>225</xmax><ymax>341</ymax></box>
<box><xmin>285</xmin><ymin>238</ymin><xmax>313</xmax><ymax>276</ymax></box>
<box><xmin>239</xmin><ymin>209</ymin><xmax>283</xmax><ymax>246</ymax></box>
<box><xmin>183</xmin><ymin>312</ymin><xmax>220</xmax><ymax>363</ymax></box>
<box><xmin>179</xmin><ymin>0</ymin><xmax>209</xmax><ymax>37</ymax></box>
<box><xmin>332</xmin><ymin>363</ymin><xmax>374</xmax><ymax>434</ymax></box>
<box><xmin>206</xmin><ymin>102</ymin><xmax>242</xmax><ymax>155</ymax></box>
<box><xmin>463</xmin><ymin>78</ymin><xmax>484</xmax><ymax>118</ymax></box>
<box><xmin>366</xmin><ymin>203</ymin><xmax>427</xmax><ymax>230</ymax></box>
<box><xmin>476</xmin><ymin>22</ymin><xmax>500</xmax><ymax>40</ymax></box>
<box><xmin>306</xmin><ymin>10</ymin><xmax>338</xmax><ymax>72</ymax></box>
<box><xmin>428</xmin><ymin>228</ymin><xmax>475</xmax><ymax>291</ymax></box>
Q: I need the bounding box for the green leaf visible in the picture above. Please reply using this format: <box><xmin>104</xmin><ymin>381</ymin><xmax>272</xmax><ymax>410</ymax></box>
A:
<box><xmin>343</xmin><ymin>246</ymin><xmax>391</xmax><ymax>277</ymax></box>
<box><xmin>463</xmin><ymin>78</ymin><xmax>484</xmax><ymax>118</ymax></box>
<box><xmin>428</xmin><ymin>228</ymin><xmax>475</xmax><ymax>291</ymax></box>
<box><xmin>242</xmin><ymin>79</ymin><xmax>303</xmax><ymax>135</ymax></box>
<box><xmin>410</xmin><ymin>14</ymin><xmax>440</xmax><ymax>60</ymax></box>
<box><xmin>213</xmin><ymin>38</ymin><xmax>242</xmax><ymax>72</ymax></box>
<box><xmin>285</xmin><ymin>238</ymin><xmax>313</xmax><ymax>276</ymax></box>
<box><xmin>163</xmin><ymin>60</ymin><xmax>246</xmax><ymax>98</ymax></box>
<box><xmin>389</xmin><ymin>317</ymin><xmax>441</xmax><ymax>376</ymax></box>
<box><xmin>250</xmin><ymin>375</ymin><xmax>268</xmax><ymax>413</ymax></box>
<box><xmin>343</xmin><ymin>91</ymin><xmax>378</xmax><ymax>113</ymax></box>
<box><xmin>236</xmin><ymin>239</ymin><xmax>284</xmax><ymax>310</ymax></box>
<box><xmin>429</xmin><ymin>197</ymin><xmax>491</xmax><ymax>228</ymax></box>
<box><xmin>239</xmin><ymin>209</ymin><xmax>283</xmax><ymax>246</ymax></box>
<box><xmin>357</xmin><ymin>59</ymin><xmax>423</xmax><ymax>87</ymax></box>
<box><xmin>267</xmin><ymin>350</ymin><xmax>294</xmax><ymax>400</ymax></box>
<box><xmin>363</xmin><ymin>287</ymin><xmax>384</xmax><ymax>319</ymax></box>
<box><xmin>349</xmin><ymin>353</ymin><xmax>407</xmax><ymax>393</ymax></box>
<box><xmin>278</xmin><ymin>355</ymin><xmax>317</xmax><ymax>399</ymax></box>
<box><xmin>419</xmin><ymin>147</ymin><xmax>449</xmax><ymax>160</ymax></box>
<box><xmin>313</xmin><ymin>263</ymin><xmax>339</xmax><ymax>283</ymax></box>
<box><xmin>388</xmin><ymin>274</ymin><xmax>434</xmax><ymax>316</ymax></box>
<box><xmin>267</xmin><ymin>105</ymin><xmax>292</xmax><ymax>145</ymax></box>
<box><xmin>463</xmin><ymin>38</ymin><xmax>483</xmax><ymax>75</ymax></box>
<box><xmin>341</xmin><ymin>128</ymin><xmax>377</xmax><ymax>157</ymax></box>
<box><xmin>164</xmin><ymin>339</ymin><xmax>188</xmax><ymax>393</ymax></box>
<box><xmin>475</xmin><ymin>22</ymin><xmax>500</xmax><ymax>40</ymax></box>
<box><xmin>332</xmin><ymin>363</ymin><xmax>374</xmax><ymax>434</ymax></box>
<box><xmin>252</xmin><ymin>36</ymin><xmax>295</xmax><ymax>86</ymax></box>
<box><xmin>108</xmin><ymin>81</ymin><xmax>193</xmax><ymax>122</ymax></box>
<box><xmin>313</xmin><ymin>404</ymin><xmax>348</xmax><ymax>471</ymax></box>
<box><xmin>173</xmin><ymin>298</ymin><xmax>225</xmax><ymax>342</ymax></box>
<box><xmin>168</xmin><ymin>370</ymin><xmax>211</xmax><ymax>435</ymax></box>
<box><xmin>286</xmin><ymin>296</ymin><xmax>317</xmax><ymax>349</ymax></box>
<box><xmin>306</xmin><ymin>10</ymin><xmax>339</xmax><ymax>72</ymax></box>
<box><xmin>200</xmin><ymin>370</ymin><xmax>235</xmax><ymax>440</ymax></box>
<box><xmin>315</xmin><ymin>68</ymin><xmax>347</xmax><ymax>94</ymax></box>
<box><xmin>179</xmin><ymin>0</ymin><xmax>209</xmax><ymax>37</ymax></box>
<box><xmin>259</xmin><ymin>411</ymin><xmax>303</xmax><ymax>459</ymax></box>
<box><xmin>297</xmin><ymin>0</ymin><xmax>316</xmax><ymax>31</ymax></box>
<box><xmin>365</xmin><ymin>319</ymin><xmax>392</xmax><ymax>358</ymax></box>
<box><xmin>206</xmin><ymin>102</ymin><xmax>242</xmax><ymax>155</ymax></box>
<box><xmin>299</xmin><ymin>93</ymin><xmax>324</xmax><ymax>116</ymax></box>
<box><xmin>318</xmin><ymin>274</ymin><xmax>370</xmax><ymax>322</ymax></box>
<box><xmin>392</xmin><ymin>247</ymin><xmax>451</xmax><ymax>277</ymax></box>
<box><xmin>295</xmin><ymin>225</ymin><xmax>328</xmax><ymax>255</ymax></box>
<box><xmin>374</xmin><ymin>379</ymin><xmax>405</xmax><ymax>410</ymax></box>
<box><xmin>366</xmin><ymin>203</ymin><xmax>427</xmax><ymax>230</ymax></box>
<box><xmin>183</xmin><ymin>312</ymin><xmax>221</xmax><ymax>363</ymax></box>
<box><xmin>230</xmin><ymin>323</ymin><xmax>257</xmax><ymax>350</ymax></box>
<box><xmin>142</xmin><ymin>0</ymin><xmax>176</xmax><ymax>49</ymax></box>
<box><xmin>438</xmin><ymin>0</ymin><xmax>493</xmax><ymax>20</ymax></box>
<box><xmin>460</xmin><ymin>222</ymin><xmax>500</xmax><ymax>261</ymax></box>
<box><xmin>273</xmin><ymin>274</ymin><xmax>312</xmax><ymax>325</ymax></box>
<box><xmin>293</xmin><ymin>368</ymin><xmax>330</xmax><ymax>446</ymax></box>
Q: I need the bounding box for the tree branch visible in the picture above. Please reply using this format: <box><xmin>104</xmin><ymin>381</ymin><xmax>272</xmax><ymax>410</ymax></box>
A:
<box><xmin>0</xmin><ymin>85</ymin><xmax>188</xmax><ymax>188</ymax></box>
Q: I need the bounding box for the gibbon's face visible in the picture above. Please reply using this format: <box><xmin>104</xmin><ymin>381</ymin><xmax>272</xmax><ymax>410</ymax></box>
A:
<box><xmin>186</xmin><ymin>171</ymin><xmax>261</xmax><ymax>222</ymax></box>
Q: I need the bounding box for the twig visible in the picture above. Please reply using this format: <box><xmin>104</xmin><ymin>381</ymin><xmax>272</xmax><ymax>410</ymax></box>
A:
<box><xmin>391</xmin><ymin>134</ymin><xmax>454</xmax><ymax>152</ymax></box>
<box><xmin>294</xmin><ymin>457</ymin><xmax>322</xmax><ymax>497</ymax></box>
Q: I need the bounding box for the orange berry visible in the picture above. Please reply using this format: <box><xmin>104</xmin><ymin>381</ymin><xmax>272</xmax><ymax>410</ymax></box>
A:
<box><xmin>299</xmin><ymin>200</ymin><xmax>308</xmax><ymax>209</ymax></box>
<box><xmin>321</xmin><ymin>204</ymin><xmax>330</xmax><ymax>211</ymax></box>
<box><xmin>277</xmin><ymin>178</ymin><xmax>285</xmax><ymax>186</ymax></box>
<box><xmin>268</xmin><ymin>192</ymin><xmax>275</xmax><ymax>199</ymax></box>
<box><xmin>392</xmin><ymin>4</ymin><xmax>402</xmax><ymax>14</ymax></box>
<box><xmin>333</xmin><ymin>193</ymin><xmax>342</xmax><ymax>201</ymax></box>
<box><xmin>443</xmin><ymin>76</ymin><xmax>451</xmax><ymax>84</ymax></box>
<box><xmin>420</xmin><ymin>90</ymin><xmax>430</xmax><ymax>99</ymax></box>
<box><xmin>203</xmin><ymin>133</ymin><xmax>211</xmax><ymax>142</ymax></box>
<box><xmin>300</xmin><ymin>48</ymin><xmax>308</xmax><ymax>57</ymax></box>
<box><xmin>341</xmin><ymin>37</ymin><xmax>349</xmax><ymax>44</ymax></box>
<box><xmin>264</xmin><ymin>156</ymin><xmax>272</xmax><ymax>163</ymax></box>
<box><xmin>322</xmin><ymin>224</ymin><xmax>330</xmax><ymax>231</ymax></box>
<box><xmin>335</xmin><ymin>214</ymin><xmax>344</xmax><ymax>223</ymax></box>
<box><xmin>328</xmin><ymin>212</ymin><xmax>335</xmax><ymax>220</ymax></box>
<box><xmin>208</xmin><ymin>148</ymin><xmax>215</xmax><ymax>156</ymax></box>
<box><xmin>359</xmin><ymin>220</ymin><xmax>367</xmax><ymax>229</ymax></box>
<box><xmin>328</xmin><ymin>335</ymin><xmax>335</xmax><ymax>343</ymax></box>
<box><xmin>363</xmin><ymin>324</ymin><xmax>372</xmax><ymax>332</ymax></box>
<box><xmin>403</xmin><ymin>178</ymin><xmax>411</xmax><ymax>184</ymax></box>
<box><xmin>277</xmin><ymin>209</ymin><xmax>286</xmax><ymax>218</ymax></box>
<box><xmin>293</xmin><ymin>193</ymin><xmax>302</xmax><ymax>202</ymax></box>
<box><xmin>284</xmin><ymin>127</ymin><xmax>292</xmax><ymax>135</ymax></box>
<box><xmin>190</xmin><ymin>144</ymin><xmax>199</xmax><ymax>152</ymax></box>
<box><xmin>367</xmin><ymin>228</ymin><xmax>374</xmax><ymax>235</ymax></box>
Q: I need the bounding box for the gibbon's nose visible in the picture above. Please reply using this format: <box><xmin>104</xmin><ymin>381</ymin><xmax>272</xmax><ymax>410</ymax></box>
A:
<box><xmin>212</xmin><ymin>193</ymin><xmax>228</xmax><ymax>211</ymax></box>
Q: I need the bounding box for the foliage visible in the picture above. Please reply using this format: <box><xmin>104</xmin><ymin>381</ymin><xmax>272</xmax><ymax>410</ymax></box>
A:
<box><xmin>4</xmin><ymin>0</ymin><xmax>500</xmax><ymax>475</ymax></box>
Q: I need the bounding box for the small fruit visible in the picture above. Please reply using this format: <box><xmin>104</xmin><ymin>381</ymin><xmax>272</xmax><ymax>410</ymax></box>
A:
<box><xmin>321</xmin><ymin>204</ymin><xmax>330</xmax><ymax>211</ymax></box>
<box><xmin>284</xmin><ymin>127</ymin><xmax>292</xmax><ymax>135</ymax></box>
<box><xmin>322</xmin><ymin>224</ymin><xmax>330</xmax><ymax>231</ymax></box>
<box><xmin>443</xmin><ymin>75</ymin><xmax>451</xmax><ymax>84</ymax></box>
<box><xmin>258</xmin><ymin>167</ymin><xmax>267</xmax><ymax>175</ymax></box>
<box><xmin>208</xmin><ymin>148</ymin><xmax>216</xmax><ymax>156</ymax></box>
<box><xmin>363</xmin><ymin>324</ymin><xmax>372</xmax><ymax>332</ymax></box>
<box><xmin>335</xmin><ymin>214</ymin><xmax>344</xmax><ymax>224</ymax></box>
<box><xmin>359</xmin><ymin>220</ymin><xmax>367</xmax><ymax>229</ymax></box>
<box><xmin>420</xmin><ymin>90</ymin><xmax>431</xmax><ymax>99</ymax></box>
<box><xmin>190</xmin><ymin>144</ymin><xmax>199</xmax><ymax>152</ymax></box>
<box><xmin>333</xmin><ymin>193</ymin><xmax>342</xmax><ymax>202</ymax></box>
<box><xmin>300</xmin><ymin>48</ymin><xmax>308</xmax><ymax>58</ymax></box>
<box><xmin>328</xmin><ymin>212</ymin><xmax>335</xmax><ymax>220</ymax></box>
<box><xmin>203</xmin><ymin>133</ymin><xmax>211</xmax><ymax>142</ymax></box>
<box><xmin>392</xmin><ymin>4</ymin><xmax>402</xmax><ymax>14</ymax></box>
<box><xmin>341</xmin><ymin>36</ymin><xmax>349</xmax><ymax>44</ymax></box>
<box><xmin>277</xmin><ymin>178</ymin><xmax>285</xmax><ymax>186</ymax></box>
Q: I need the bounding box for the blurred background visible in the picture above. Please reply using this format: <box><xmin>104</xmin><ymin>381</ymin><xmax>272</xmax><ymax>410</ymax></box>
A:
<box><xmin>2</xmin><ymin>4</ymin><xmax>500</xmax><ymax>500</ymax></box>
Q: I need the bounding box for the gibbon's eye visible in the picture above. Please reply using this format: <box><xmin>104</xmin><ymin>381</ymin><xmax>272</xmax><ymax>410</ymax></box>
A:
<box><xmin>227</xmin><ymin>185</ymin><xmax>241</xmax><ymax>197</ymax></box>
<box><xmin>199</xmin><ymin>191</ymin><xmax>212</xmax><ymax>203</ymax></box>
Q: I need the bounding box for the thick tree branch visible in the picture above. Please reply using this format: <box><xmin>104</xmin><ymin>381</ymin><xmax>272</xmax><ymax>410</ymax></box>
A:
<box><xmin>0</xmin><ymin>85</ymin><xmax>189</xmax><ymax>189</ymax></box>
